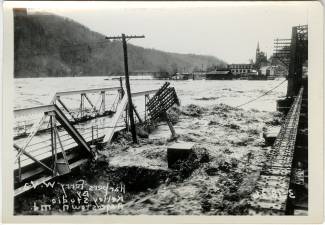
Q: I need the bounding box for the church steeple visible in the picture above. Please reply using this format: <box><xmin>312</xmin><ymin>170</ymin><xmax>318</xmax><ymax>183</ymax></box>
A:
<box><xmin>255</xmin><ymin>41</ymin><xmax>260</xmax><ymax>64</ymax></box>
<box><xmin>256</xmin><ymin>41</ymin><xmax>260</xmax><ymax>52</ymax></box>
<box><xmin>255</xmin><ymin>41</ymin><xmax>268</xmax><ymax>69</ymax></box>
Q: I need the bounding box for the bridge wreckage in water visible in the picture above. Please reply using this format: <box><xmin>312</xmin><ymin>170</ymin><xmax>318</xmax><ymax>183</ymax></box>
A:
<box><xmin>14</xmin><ymin>82</ymin><xmax>179</xmax><ymax>197</ymax></box>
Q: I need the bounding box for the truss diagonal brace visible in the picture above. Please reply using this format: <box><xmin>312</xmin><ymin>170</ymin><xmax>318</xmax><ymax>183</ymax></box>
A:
<box><xmin>14</xmin><ymin>144</ymin><xmax>53</xmax><ymax>173</ymax></box>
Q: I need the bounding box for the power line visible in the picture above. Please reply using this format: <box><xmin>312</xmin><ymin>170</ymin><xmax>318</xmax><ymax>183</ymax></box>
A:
<box><xmin>235</xmin><ymin>79</ymin><xmax>287</xmax><ymax>108</ymax></box>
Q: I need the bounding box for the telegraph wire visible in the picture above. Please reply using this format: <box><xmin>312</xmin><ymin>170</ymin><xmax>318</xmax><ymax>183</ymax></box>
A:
<box><xmin>235</xmin><ymin>79</ymin><xmax>287</xmax><ymax>108</ymax></box>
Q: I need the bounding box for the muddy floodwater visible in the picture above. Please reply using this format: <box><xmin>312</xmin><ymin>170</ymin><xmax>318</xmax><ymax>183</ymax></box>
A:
<box><xmin>15</xmin><ymin>77</ymin><xmax>286</xmax><ymax>111</ymax></box>
<box><xmin>14</xmin><ymin>77</ymin><xmax>287</xmax><ymax>215</ymax></box>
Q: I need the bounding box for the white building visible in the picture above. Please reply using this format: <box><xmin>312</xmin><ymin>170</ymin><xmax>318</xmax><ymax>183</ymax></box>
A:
<box><xmin>258</xmin><ymin>66</ymin><xmax>276</xmax><ymax>76</ymax></box>
<box><xmin>227</xmin><ymin>64</ymin><xmax>254</xmax><ymax>75</ymax></box>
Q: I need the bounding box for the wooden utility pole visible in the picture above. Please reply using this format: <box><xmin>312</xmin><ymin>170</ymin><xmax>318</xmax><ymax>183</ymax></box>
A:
<box><xmin>105</xmin><ymin>34</ymin><xmax>145</xmax><ymax>143</ymax></box>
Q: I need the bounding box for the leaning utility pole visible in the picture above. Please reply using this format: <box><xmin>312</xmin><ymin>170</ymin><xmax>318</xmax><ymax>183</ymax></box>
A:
<box><xmin>105</xmin><ymin>34</ymin><xmax>145</xmax><ymax>143</ymax></box>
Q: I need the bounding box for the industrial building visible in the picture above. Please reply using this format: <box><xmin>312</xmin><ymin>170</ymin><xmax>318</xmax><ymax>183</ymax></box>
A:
<box><xmin>227</xmin><ymin>64</ymin><xmax>254</xmax><ymax>75</ymax></box>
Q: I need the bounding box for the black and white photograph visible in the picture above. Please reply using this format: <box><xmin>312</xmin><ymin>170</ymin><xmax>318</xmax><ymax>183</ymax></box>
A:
<box><xmin>1</xmin><ymin>1</ymin><xmax>324</xmax><ymax>222</ymax></box>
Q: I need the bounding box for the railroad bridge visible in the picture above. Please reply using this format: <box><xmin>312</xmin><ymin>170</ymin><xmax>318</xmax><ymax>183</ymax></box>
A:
<box><xmin>249</xmin><ymin>25</ymin><xmax>308</xmax><ymax>215</ymax></box>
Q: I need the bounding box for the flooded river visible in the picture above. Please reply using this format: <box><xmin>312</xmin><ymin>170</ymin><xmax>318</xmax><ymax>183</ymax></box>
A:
<box><xmin>14</xmin><ymin>76</ymin><xmax>288</xmax><ymax>215</ymax></box>
<box><xmin>15</xmin><ymin>76</ymin><xmax>287</xmax><ymax>112</ymax></box>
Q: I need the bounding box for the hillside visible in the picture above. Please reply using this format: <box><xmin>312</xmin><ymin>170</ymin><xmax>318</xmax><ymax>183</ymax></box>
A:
<box><xmin>14</xmin><ymin>12</ymin><xmax>226</xmax><ymax>78</ymax></box>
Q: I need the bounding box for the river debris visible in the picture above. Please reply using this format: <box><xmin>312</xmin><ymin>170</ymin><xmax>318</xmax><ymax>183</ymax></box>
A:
<box><xmin>14</xmin><ymin>103</ymin><xmax>283</xmax><ymax>215</ymax></box>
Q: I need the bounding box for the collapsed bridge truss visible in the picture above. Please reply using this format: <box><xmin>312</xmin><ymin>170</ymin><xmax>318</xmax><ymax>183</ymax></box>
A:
<box><xmin>14</xmin><ymin>86</ymin><xmax>158</xmax><ymax>197</ymax></box>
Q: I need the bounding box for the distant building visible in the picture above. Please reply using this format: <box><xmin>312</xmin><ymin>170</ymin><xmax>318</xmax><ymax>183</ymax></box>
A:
<box><xmin>270</xmin><ymin>56</ymin><xmax>288</xmax><ymax>77</ymax></box>
<box><xmin>192</xmin><ymin>71</ymin><xmax>205</xmax><ymax>80</ymax></box>
<box><xmin>258</xmin><ymin>66</ymin><xmax>276</xmax><ymax>76</ymax></box>
<box><xmin>227</xmin><ymin>64</ymin><xmax>254</xmax><ymax>75</ymax></box>
<box><xmin>206</xmin><ymin>70</ymin><xmax>233</xmax><ymax>80</ymax></box>
<box><xmin>227</xmin><ymin>42</ymin><xmax>269</xmax><ymax>78</ymax></box>
<box><xmin>255</xmin><ymin>42</ymin><xmax>268</xmax><ymax>69</ymax></box>
<box><xmin>171</xmin><ymin>72</ymin><xmax>191</xmax><ymax>80</ymax></box>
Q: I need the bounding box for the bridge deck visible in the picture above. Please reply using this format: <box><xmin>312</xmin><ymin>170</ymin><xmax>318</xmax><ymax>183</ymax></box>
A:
<box><xmin>249</xmin><ymin>87</ymin><xmax>304</xmax><ymax>215</ymax></box>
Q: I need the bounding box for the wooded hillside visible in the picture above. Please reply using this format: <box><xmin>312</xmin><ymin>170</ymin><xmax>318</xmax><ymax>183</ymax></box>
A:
<box><xmin>14</xmin><ymin>13</ymin><xmax>226</xmax><ymax>78</ymax></box>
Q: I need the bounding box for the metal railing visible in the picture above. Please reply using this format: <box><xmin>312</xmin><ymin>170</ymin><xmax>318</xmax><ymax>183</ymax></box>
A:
<box><xmin>14</xmin><ymin>88</ymin><xmax>158</xmax><ymax>194</ymax></box>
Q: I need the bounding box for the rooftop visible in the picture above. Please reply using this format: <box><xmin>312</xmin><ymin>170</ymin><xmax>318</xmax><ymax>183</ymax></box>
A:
<box><xmin>206</xmin><ymin>70</ymin><xmax>231</xmax><ymax>75</ymax></box>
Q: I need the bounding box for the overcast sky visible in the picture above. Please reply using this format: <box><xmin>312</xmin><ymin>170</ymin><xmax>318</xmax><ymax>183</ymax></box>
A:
<box><xmin>28</xmin><ymin>2</ymin><xmax>309</xmax><ymax>64</ymax></box>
